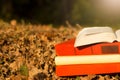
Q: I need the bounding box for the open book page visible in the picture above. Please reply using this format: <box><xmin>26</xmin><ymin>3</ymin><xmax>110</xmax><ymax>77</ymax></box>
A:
<box><xmin>116</xmin><ymin>29</ymin><xmax>120</xmax><ymax>41</ymax></box>
<box><xmin>74</xmin><ymin>27</ymin><xmax>116</xmax><ymax>47</ymax></box>
<box><xmin>77</xmin><ymin>27</ymin><xmax>113</xmax><ymax>37</ymax></box>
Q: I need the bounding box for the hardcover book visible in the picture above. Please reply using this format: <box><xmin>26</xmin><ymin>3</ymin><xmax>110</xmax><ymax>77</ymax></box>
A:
<box><xmin>55</xmin><ymin>27</ymin><xmax>120</xmax><ymax>76</ymax></box>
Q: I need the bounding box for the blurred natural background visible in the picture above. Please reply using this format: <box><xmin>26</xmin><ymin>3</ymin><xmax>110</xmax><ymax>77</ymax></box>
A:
<box><xmin>1</xmin><ymin>0</ymin><xmax>120</xmax><ymax>80</ymax></box>
<box><xmin>1</xmin><ymin>0</ymin><xmax>120</xmax><ymax>27</ymax></box>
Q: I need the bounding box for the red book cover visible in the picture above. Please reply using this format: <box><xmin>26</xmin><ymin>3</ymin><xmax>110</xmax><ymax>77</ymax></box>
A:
<box><xmin>55</xmin><ymin>39</ymin><xmax>120</xmax><ymax>76</ymax></box>
<box><xmin>55</xmin><ymin>39</ymin><xmax>76</xmax><ymax>56</ymax></box>
<box><xmin>56</xmin><ymin>63</ymin><xmax>120</xmax><ymax>76</ymax></box>
<box><xmin>55</xmin><ymin>39</ymin><xmax>120</xmax><ymax>56</ymax></box>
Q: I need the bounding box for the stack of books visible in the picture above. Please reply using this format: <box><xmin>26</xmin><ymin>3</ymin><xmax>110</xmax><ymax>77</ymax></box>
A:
<box><xmin>55</xmin><ymin>27</ymin><xmax>120</xmax><ymax>76</ymax></box>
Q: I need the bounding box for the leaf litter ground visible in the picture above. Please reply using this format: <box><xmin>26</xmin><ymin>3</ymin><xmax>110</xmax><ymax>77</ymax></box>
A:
<box><xmin>0</xmin><ymin>21</ymin><xmax>120</xmax><ymax>80</ymax></box>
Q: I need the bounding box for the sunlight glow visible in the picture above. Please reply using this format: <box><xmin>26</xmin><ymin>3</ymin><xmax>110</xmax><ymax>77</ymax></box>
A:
<box><xmin>95</xmin><ymin>0</ymin><xmax>120</xmax><ymax>15</ymax></box>
<box><xmin>102</xmin><ymin>0</ymin><xmax>120</xmax><ymax>10</ymax></box>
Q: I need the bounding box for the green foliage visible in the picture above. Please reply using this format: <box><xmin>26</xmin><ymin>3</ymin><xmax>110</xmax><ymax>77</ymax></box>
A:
<box><xmin>0</xmin><ymin>0</ymin><xmax>120</xmax><ymax>27</ymax></box>
<box><xmin>70</xmin><ymin>0</ymin><xmax>120</xmax><ymax>27</ymax></box>
<box><xmin>0</xmin><ymin>0</ymin><xmax>74</xmax><ymax>25</ymax></box>
<box><xmin>75</xmin><ymin>76</ymin><xmax>80</xmax><ymax>80</ymax></box>
<box><xmin>20</xmin><ymin>65</ymin><xmax>29</xmax><ymax>76</ymax></box>
<box><xmin>70</xmin><ymin>0</ymin><xmax>97</xmax><ymax>25</ymax></box>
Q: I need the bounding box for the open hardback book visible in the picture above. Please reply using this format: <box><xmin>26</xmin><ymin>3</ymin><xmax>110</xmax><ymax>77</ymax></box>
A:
<box><xmin>55</xmin><ymin>27</ymin><xmax>120</xmax><ymax>76</ymax></box>
<box><xmin>74</xmin><ymin>27</ymin><xmax>120</xmax><ymax>47</ymax></box>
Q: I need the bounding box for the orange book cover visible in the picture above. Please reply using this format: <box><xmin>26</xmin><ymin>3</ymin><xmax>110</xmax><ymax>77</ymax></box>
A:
<box><xmin>55</xmin><ymin>39</ymin><xmax>120</xmax><ymax>56</ymax></box>
<box><xmin>56</xmin><ymin>63</ymin><xmax>120</xmax><ymax>76</ymax></box>
<box><xmin>55</xmin><ymin>27</ymin><xmax>120</xmax><ymax>76</ymax></box>
<box><xmin>55</xmin><ymin>39</ymin><xmax>120</xmax><ymax>76</ymax></box>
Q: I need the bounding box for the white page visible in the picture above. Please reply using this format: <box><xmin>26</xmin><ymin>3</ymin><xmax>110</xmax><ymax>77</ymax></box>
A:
<box><xmin>74</xmin><ymin>27</ymin><xmax>116</xmax><ymax>47</ymax></box>
<box><xmin>116</xmin><ymin>29</ymin><xmax>120</xmax><ymax>41</ymax></box>
<box><xmin>75</xmin><ymin>32</ymin><xmax>116</xmax><ymax>47</ymax></box>
<box><xmin>77</xmin><ymin>27</ymin><xmax>113</xmax><ymax>36</ymax></box>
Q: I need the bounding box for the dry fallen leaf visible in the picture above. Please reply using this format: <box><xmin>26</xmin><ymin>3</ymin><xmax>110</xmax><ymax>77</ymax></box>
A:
<box><xmin>9</xmin><ymin>61</ymin><xmax>18</xmax><ymax>71</ymax></box>
<box><xmin>10</xmin><ymin>19</ymin><xmax>17</xmax><ymax>26</ymax></box>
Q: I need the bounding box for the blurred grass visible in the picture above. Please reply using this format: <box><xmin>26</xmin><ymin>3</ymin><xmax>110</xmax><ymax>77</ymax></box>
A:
<box><xmin>75</xmin><ymin>76</ymin><xmax>80</xmax><ymax>80</ymax></box>
<box><xmin>19</xmin><ymin>65</ymin><xmax>29</xmax><ymax>76</ymax></box>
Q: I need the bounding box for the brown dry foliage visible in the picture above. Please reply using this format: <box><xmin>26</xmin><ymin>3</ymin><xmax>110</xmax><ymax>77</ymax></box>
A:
<box><xmin>0</xmin><ymin>20</ymin><xmax>120</xmax><ymax>80</ymax></box>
